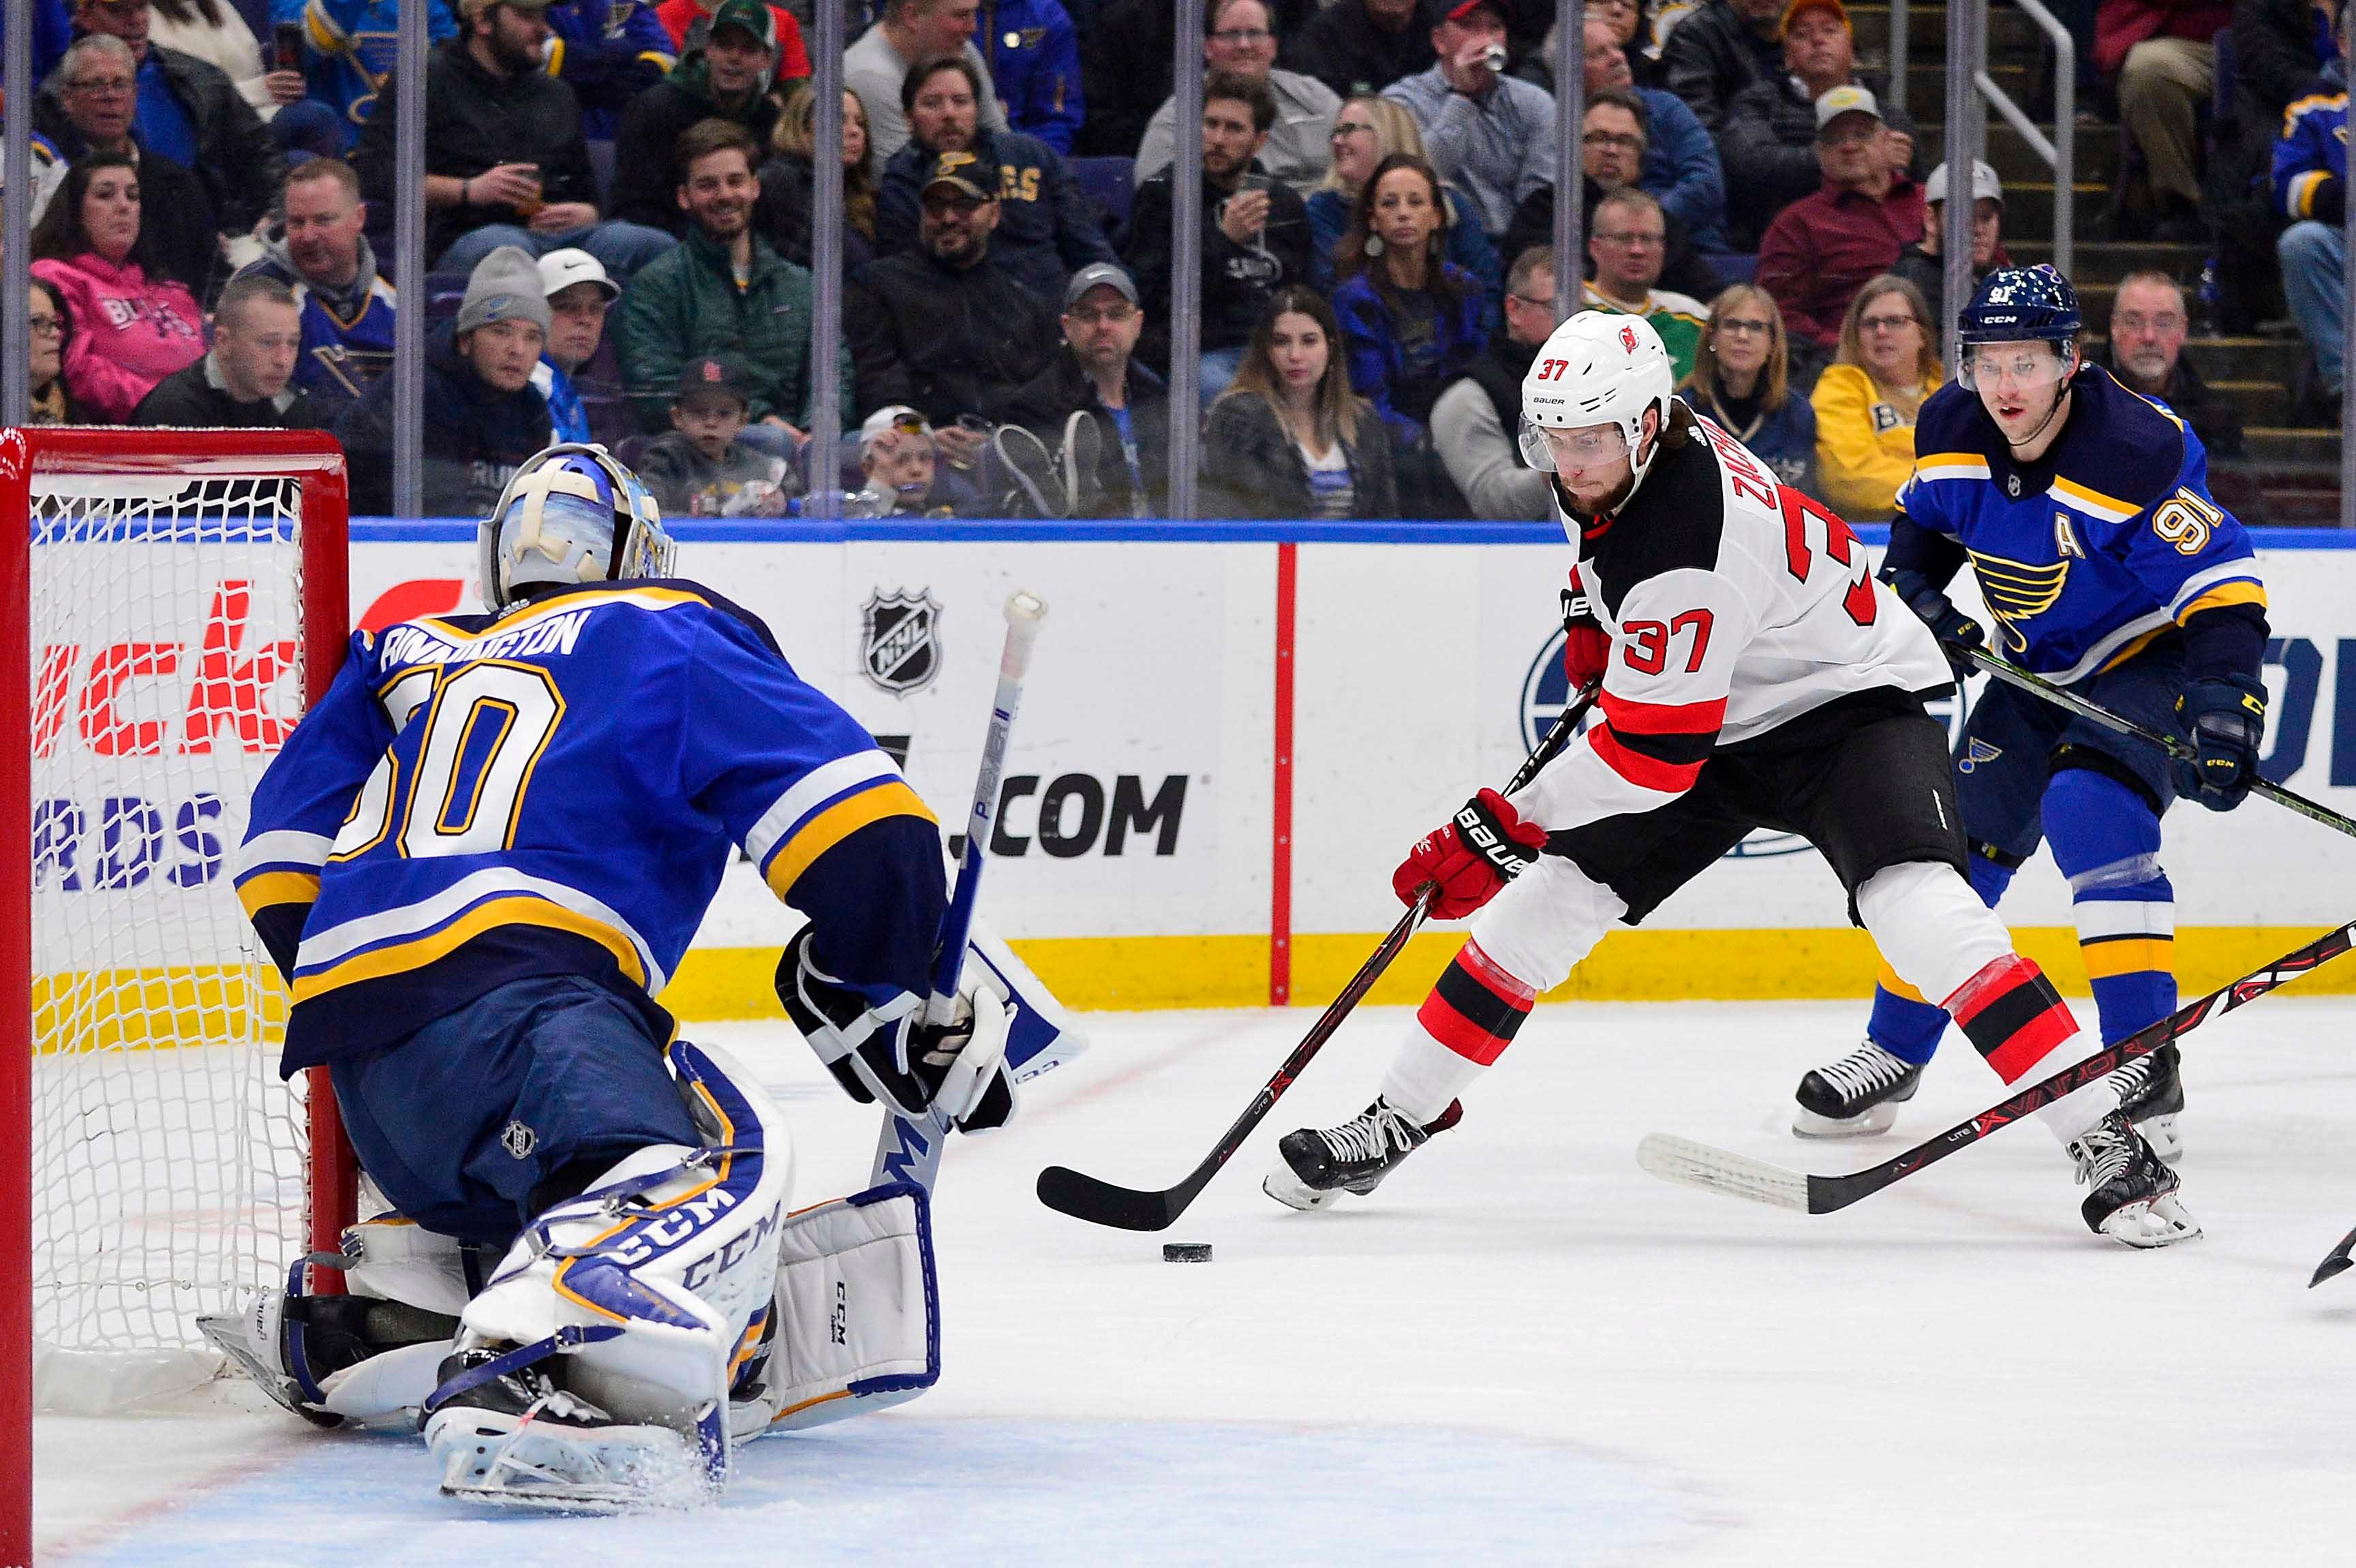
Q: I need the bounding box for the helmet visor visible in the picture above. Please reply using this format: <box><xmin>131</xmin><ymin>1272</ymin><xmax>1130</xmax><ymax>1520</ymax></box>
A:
<box><xmin>1957</xmin><ymin>341</ymin><xmax>2070</xmax><ymax>393</ymax></box>
<box><xmin>1518</xmin><ymin>414</ymin><xmax>1632</xmax><ymax>474</ymax></box>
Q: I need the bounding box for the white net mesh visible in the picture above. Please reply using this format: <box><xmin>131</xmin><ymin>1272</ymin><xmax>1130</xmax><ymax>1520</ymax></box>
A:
<box><xmin>28</xmin><ymin>472</ymin><xmax>316</xmax><ymax>1412</ymax></box>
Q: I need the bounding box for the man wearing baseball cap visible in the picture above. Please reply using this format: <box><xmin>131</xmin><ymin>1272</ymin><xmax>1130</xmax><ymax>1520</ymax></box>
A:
<box><xmin>1383</xmin><ymin>1</ymin><xmax>1556</xmax><ymax>237</ymax></box>
<box><xmin>847</xmin><ymin>147</ymin><xmax>1060</xmax><ymax>469</ymax></box>
<box><xmin>1893</xmin><ymin>159</ymin><xmax>2009</xmax><ymax>324</ymax></box>
<box><xmin>610</xmin><ymin>0</ymin><xmax>789</xmax><ymax>235</ymax></box>
<box><xmin>530</xmin><ymin>248</ymin><xmax>622</xmax><ymax>444</ymax></box>
<box><xmin>1756</xmin><ymin>84</ymin><xmax>1925</xmax><ymax>350</ymax></box>
<box><xmin>1004</xmin><ymin>262</ymin><xmax>1169</xmax><ymax>517</ymax></box>
<box><xmin>1719</xmin><ymin>0</ymin><xmax>1917</xmax><ymax>247</ymax></box>
<box><xmin>356</xmin><ymin>0</ymin><xmax>676</xmax><ymax>281</ymax></box>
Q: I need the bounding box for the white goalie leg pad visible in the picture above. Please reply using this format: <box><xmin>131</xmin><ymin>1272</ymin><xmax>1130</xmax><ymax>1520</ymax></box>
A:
<box><xmin>966</xmin><ymin>914</ymin><xmax>1089</xmax><ymax>1083</ymax></box>
<box><xmin>431</xmin><ymin>1039</ymin><xmax>792</xmax><ymax>1498</ymax></box>
<box><xmin>733</xmin><ymin>1181</ymin><xmax>940</xmax><ymax>1438</ymax></box>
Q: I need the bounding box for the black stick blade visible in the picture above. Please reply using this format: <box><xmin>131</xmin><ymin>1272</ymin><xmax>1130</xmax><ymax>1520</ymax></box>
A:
<box><xmin>1036</xmin><ymin>1164</ymin><xmax>1185</xmax><ymax>1231</ymax></box>
<box><xmin>2310</xmin><ymin>1223</ymin><xmax>2356</xmax><ymax>1289</ymax></box>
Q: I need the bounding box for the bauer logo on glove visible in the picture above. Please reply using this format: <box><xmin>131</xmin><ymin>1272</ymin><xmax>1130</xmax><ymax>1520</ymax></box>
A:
<box><xmin>1394</xmin><ymin>788</ymin><xmax>1548</xmax><ymax>920</ymax></box>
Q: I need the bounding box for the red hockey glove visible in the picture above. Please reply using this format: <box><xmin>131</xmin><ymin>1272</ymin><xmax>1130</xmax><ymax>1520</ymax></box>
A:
<box><xmin>1392</xmin><ymin>788</ymin><xmax>1548</xmax><ymax>919</ymax></box>
<box><xmin>1561</xmin><ymin>584</ymin><xmax>1608</xmax><ymax>690</ymax></box>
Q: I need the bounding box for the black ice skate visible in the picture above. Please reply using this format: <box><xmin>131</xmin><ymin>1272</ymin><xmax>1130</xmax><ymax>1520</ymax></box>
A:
<box><xmin>1263</xmin><ymin>1097</ymin><xmax>1462</xmax><ymax>1211</ymax></box>
<box><xmin>2068</xmin><ymin>1110</ymin><xmax>2200</xmax><ymax>1248</ymax></box>
<box><xmin>2105</xmin><ymin>1042</ymin><xmax>2184</xmax><ymax>1161</ymax></box>
<box><xmin>1790</xmin><ymin>1039</ymin><xmax>1924</xmax><ymax>1138</ymax></box>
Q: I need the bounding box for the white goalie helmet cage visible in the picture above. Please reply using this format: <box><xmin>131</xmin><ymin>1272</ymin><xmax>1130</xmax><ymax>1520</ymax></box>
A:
<box><xmin>1518</xmin><ymin>311</ymin><xmax>1678</xmax><ymax>497</ymax></box>
<box><xmin>478</xmin><ymin>442</ymin><xmax>677</xmax><ymax>610</ymax></box>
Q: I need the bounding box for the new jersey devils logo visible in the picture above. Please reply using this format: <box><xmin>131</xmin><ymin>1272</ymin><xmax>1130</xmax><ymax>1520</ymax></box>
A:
<box><xmin>1619</xmin><ymin>324</ymin><xmax>1639</xmax><ymax>354</ymax></box>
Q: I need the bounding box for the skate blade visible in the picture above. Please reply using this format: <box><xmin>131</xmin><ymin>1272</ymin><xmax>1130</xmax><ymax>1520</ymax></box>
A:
<box><xmin>2131</xmin><ymin>1111</ymin><xmax>2183</xmax><ymax>1163</ymax></box>
<box><xmin>2096</xmin><ymin>1191</ymin><xmax>2201</xmax><ymax>1249</ymax></box>
<box><xmin>1261</xmin><ymin>1167</ymin><xmax>1343</xmax><ymax>1212</ymax></box>
<box><xmin>428</xmin><ymin>1411</ymin><xmax>709</xmax><ymax>1511</ymax></box>
<box><xmin>1790</xmin><ymin>1101</ymin><xmax>1902</xmax><ymax>1139</ymax></box>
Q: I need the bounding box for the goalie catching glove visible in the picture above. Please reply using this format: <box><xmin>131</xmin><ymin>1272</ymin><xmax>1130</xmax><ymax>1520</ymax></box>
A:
<box><xmin>776</xmin><ymin>925</ymin><xmax>1016</xmax><ymax>1131</ymax></box>
<box><xmin>1393</xmin><ymin>788</ymin><xmax>1548</xmax><ymax>919</ymax></box>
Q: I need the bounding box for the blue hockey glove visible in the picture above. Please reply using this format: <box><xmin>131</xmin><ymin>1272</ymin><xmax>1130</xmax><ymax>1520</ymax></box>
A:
<box><xmin>2173</xmin><ymin>673</ymin><xmax>2267</xmax><ymax>810</ymax></box>
<box><xmin>1895</xmin><ymin>581</ymin><xmax>1986</xmax><ymax>683</ymax></box>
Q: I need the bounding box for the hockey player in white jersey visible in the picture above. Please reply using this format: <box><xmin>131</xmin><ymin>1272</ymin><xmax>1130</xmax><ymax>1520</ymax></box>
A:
<box><xmin>1263</xmin><ymin>312</ymin><xmax>2197</xmax><ymax>1247</ymax></box>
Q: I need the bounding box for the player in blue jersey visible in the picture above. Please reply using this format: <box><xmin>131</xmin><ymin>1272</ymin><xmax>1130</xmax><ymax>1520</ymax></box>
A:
<box><xmin>1790</xmin><ymin>267</ymin><xmax>2267</xmax><ymax>1198</ymax></box>
<box><xmin>210</xmin><ymin>444</ymin><xmax>1035</xmax><ymax>1507</ymax></box>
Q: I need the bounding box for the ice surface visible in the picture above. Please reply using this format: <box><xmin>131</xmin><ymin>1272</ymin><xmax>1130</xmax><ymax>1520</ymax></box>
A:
<box><xmin>37</xmin><ymin>996</ymin><xmax>2356</xmax><ymax>1564</ymax></box>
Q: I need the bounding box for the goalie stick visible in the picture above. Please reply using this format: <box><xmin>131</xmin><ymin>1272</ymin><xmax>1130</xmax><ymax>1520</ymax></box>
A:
<box><xmin>1955</xmin><ymin>644</ymin><xmax>2356</xmax><ymax>843</ymax></box>
<box><xmin>872</xmin><ymin>590</ymin><xmax>1048</xmax><ymax>1191</ymax></box>
<box><xmin>1035</xmin><ymin>683</ymin><xmax>1600</xmax><ymax>1232</ymax></box>
<box><xmin>1638</xmin><ymin>916</ymin><xmax>2356</xmax><ymax>1216</ymax></box>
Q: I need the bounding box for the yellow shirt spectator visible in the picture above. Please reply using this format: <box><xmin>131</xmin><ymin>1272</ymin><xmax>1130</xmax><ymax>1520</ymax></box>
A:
<box><xmin>1810</xmin><ymin>277</ymin><xmax>1944</xmax><ymax>521</ymax></box>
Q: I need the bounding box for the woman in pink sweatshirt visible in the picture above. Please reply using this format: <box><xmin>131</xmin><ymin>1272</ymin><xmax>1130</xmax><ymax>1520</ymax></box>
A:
<box><xmin>30</xmin><ymin>151</ymin><xmax>205</xmax><ymax>422</ymax></box>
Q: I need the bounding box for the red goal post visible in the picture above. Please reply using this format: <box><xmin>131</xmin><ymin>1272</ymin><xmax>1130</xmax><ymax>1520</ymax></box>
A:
<box><xmin>1</xmin><ymin>427</ymin><xmax>358</xmax><ymax>1560</ymax></box>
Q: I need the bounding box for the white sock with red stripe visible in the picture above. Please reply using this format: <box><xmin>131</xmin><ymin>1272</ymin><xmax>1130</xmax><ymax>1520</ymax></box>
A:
<box><xmin>1379</xmin><ymin>940</ymin><xmax>1535</xmax><ymax>1124</ymax></box>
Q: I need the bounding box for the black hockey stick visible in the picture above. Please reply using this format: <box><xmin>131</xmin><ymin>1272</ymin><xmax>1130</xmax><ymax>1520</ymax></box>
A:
<box><xmin>1639</xmin><ymin>915</ymin><xmax>2356</xmax><ymax>1216</ymax></box>
<box><xmin>1036</xmin><ymin>686</ymin><xmax>1600</xmax><ymax>1231</ymax></box>
<box><xmin>1956</xmin><ymin>645</ymin><xmax>2356</xmax><ymax>843</ymax></box>
<box><xmin>2310</xmin><ymin>1225</ymin><xmax>2356</xmax><ymax>1288</ymax></box>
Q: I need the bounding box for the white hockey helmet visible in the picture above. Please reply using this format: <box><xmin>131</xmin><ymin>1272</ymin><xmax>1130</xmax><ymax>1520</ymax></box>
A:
<box><xmin>1518</xmin><ymin>310</ymin><xmax>1677</xmax><ymax>497</ymax></box>
<box><xmin>478</xmin><ymin>442</ymin><xmax>675</xmax><ymax>611</ymax></box>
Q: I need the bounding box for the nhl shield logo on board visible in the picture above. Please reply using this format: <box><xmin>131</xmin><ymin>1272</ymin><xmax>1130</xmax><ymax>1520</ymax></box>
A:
<box><xmin>861</xmin><ymin>589</ymin><xmax>943</xmax><ymax>694</ymax></box>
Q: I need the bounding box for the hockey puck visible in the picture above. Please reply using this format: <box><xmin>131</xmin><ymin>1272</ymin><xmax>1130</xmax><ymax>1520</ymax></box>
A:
<box><xmin>1162</xmin><ymin>1242</ymin><xmax>1213</xmax><ymax>1263</ymax></box>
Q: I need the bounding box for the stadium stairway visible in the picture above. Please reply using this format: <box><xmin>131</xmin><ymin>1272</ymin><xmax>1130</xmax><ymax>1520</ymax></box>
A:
<box><xmin>1853</xmin><ymin>4</ymin><xmax>2340</xmax><ymax>523</ymax></box>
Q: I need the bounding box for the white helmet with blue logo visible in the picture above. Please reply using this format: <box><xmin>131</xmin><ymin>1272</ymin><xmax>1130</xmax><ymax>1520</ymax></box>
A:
<box><xmin>478</xmin><ymin>443</ymin><xmax>675</xmax><ymax>611</ymax></box>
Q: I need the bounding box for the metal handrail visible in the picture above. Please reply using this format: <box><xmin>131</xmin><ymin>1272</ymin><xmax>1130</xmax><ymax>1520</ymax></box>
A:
<box><xmin>1886</xmin><ymin>0</ymin><xmax>2074</xmax><ymax>276</ymax></box>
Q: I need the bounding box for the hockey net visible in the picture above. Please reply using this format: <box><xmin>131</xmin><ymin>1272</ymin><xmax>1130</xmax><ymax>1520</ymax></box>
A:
<box><xmin>5</xmin><ymin>429</ymin><xmax>355</xmax><ymax>1415</ymax></box>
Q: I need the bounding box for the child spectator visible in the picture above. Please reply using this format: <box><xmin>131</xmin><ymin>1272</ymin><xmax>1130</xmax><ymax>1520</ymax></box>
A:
<box><xmin>29</xmin><ymin>150</ymin><xmax>206</xmax><ymax>421</ymax></box>
<box><xmin>759</xmin><ymin>84</ymin><xmax>881</xmax><ymax>275</ymax></box>
<box><xmin>1809</xmin><ymin>274</ymin><xmax>1940</xmax><ymax>520</ymax></box>
<box><xmin>1679</xmin><ymin>283</ymin><xmax>1818</xmax><ymax>493</ymax></box>
<box><xmin>1203</xmin><ymin>286</ymin><xmax>1398</xmax><ymax>519</ymax></box>
<box><xmin>639</xmin><ymin>356</ymin><xmax>801</xmax><ymax>516</ymax></box>
<box><xmin>858</xmin><ymin>403</ymin><xmax>953</xmax><ymax>514</ymax></box>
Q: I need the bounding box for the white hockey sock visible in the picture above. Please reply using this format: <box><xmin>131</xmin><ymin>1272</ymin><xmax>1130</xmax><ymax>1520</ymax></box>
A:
<box><xmin>1379</xmin><ymin>1028</ymin><xmax>1487</xmax><ymax>1126</ymax></box>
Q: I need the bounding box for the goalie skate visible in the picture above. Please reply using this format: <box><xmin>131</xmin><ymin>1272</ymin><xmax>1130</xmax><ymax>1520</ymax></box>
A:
<box><xmin>423</xmin><ymin>1347</ymin><xmax>713</xmax><ymax>1511</ymax></box>
<box><xmin>2068</xmin><ymin>1111</ymin><xmax>2200</xmax><ymax>1249</ymax></box>
<box><xmin>1263</xmin><ymin>1098</ymin><xmax>1461</xmax><ymax>1211</ymax></box>
<box><xmin>1790</xmin><ymin>1039</ymin><xmax>1923</xmax><ymax>1138</ymax></box>
<box><xmin>2106</xmin><ymin>1042</ymin><xmax>2184</xmax><ymax>1161</ymax></box>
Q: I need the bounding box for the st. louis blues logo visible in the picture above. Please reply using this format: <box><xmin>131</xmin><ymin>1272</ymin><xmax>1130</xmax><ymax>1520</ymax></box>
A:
<box><xmin>1957</xmin><ymin>737</ymin><xmax>2004</xmax><ymax>773</ymax></box>
<box><xmin>861</xmin><ymin>589</ymin><xmax>943</xmax><ymax>694</ymax></box>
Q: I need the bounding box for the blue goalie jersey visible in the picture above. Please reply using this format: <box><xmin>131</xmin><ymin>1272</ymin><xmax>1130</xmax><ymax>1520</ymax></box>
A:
<box><xmin>236</xmin><ymin>581</ymin><xmax>943</xmax><ymax>1074</ymax></box>
<box><xmin>1895</xmin><ymin>366</ymin><xmax>2265</xmax><ymax>684</ymax></box>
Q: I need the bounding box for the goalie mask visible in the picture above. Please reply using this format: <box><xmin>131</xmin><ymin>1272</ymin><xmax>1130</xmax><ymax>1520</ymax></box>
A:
<box><xmin>479</xmin><ymin>443</ymin><xmax>676</xmax><ymax>611</ymax></box>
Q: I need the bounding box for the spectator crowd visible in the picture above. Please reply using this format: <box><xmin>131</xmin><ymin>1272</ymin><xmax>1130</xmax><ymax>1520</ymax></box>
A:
<box><xmin>0</xmin><ymin>0</ymin><xmax>2334</xmax><ymax>520</ymax></box>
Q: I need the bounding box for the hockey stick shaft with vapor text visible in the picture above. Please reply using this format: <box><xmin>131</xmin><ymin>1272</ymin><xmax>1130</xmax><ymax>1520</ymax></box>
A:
<box><xmin>1036</xmin><ymin>685</ymin><xmax>1600</xmax><ymax>1231</ymax></box>
<box><xmin>1957</xmin><ymin>645</ymin><xmax>2356</xmax><ymax>843</ymax></box>
<box><xmin>872</xmin><ymin>590</ymin><xmax>1049</xmax><ymax>1190</ymax></box>
<box><xmin>1638</xmin><ymin>916</ymin><xmax>2356</xmax><ymax>1215</ymax></box>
